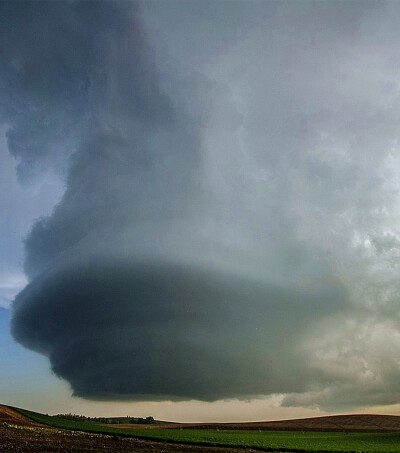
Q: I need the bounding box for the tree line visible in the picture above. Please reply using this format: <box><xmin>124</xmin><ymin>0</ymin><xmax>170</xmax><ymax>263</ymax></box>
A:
<box><xmin>55</xmin><ymin>413</ymin><xmax>155</xmax><ymax>424</ymax></box>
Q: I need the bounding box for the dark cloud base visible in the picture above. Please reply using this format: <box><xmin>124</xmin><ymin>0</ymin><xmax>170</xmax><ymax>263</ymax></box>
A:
<box><xmin>11</xmin><ymin>258</ymin><xmax>344</xmax><ymax>401</ymax></box>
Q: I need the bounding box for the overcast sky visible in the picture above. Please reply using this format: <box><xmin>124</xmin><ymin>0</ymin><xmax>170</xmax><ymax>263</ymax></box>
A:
<box><xmin>3</xmin><ymin>0</ymin><xmax>400</xmax><ymax>421</ymax></box>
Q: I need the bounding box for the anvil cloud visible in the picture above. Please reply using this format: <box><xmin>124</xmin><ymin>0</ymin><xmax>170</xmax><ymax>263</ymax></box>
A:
<box><xmin>4</xmin><ymin>1</ymin><xmax>400</xmax><ymax>409</ymax></box>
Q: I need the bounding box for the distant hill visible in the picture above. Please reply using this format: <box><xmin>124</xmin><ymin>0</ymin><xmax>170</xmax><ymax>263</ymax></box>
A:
<box><xmin>171</xmin><ymin>414</ymin><xmax>400</xmax><ymax>432</ymax></box>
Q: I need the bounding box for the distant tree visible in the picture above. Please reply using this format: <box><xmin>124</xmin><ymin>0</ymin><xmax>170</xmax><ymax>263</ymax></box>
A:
<box><xmin>56</xmin><ymin>413</ymin><xmax>88</xmax><ymax>422</ymax></box>
<box><xmin>135</xmin><ymin>416</ymin><xmax>155</xmax><ymax>424</ymax></box>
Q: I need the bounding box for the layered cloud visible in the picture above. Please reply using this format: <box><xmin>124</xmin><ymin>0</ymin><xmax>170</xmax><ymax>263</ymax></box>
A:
<box><xmin>4</xmin><ymin>1</ymin><xmax>400</xmax><ymax>408</ymax></box>
<box><xmin>12</xmin><ymin>257</ymin><xmax>346</xmax><ymax>400</ymax></box>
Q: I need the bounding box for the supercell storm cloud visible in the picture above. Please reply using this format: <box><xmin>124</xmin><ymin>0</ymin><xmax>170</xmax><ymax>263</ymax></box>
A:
<box><xmin>5</xmin><ymin>1</ymin><xmax>400</xmax><ymax>408</ymax></box>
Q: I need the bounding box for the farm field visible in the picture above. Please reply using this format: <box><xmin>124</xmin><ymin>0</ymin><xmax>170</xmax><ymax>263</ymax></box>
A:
<box><xmin>0</xmin><ymin>405</ymin><xmax>250</xmax><ymax>453</ymax></box>
<box><xmin>7</xmin><ymin>405</ymin><xmax>400</xmax><ymax>453</ymax></box>
<box><xmin>114</xmin><ymin>413</ymin><xmax>400</xmax><ymax>432</ymax></box>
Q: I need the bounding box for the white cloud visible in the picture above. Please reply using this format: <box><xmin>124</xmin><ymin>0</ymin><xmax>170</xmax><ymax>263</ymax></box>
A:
<box><xmin>0</xmin><ymin>269</ymin><xmax>27</xmax><ymax>309</ymax></box>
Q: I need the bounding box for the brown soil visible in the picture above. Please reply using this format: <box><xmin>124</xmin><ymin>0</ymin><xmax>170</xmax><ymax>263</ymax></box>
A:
<box><xmin>0</xmin><ymin>405</ymin><xmax>43</xmax><ymax>427</ymax></box>
<box><xmin>0</xmin><ymin>405</ymin><xmax>254</xmax><ymax>452</ymax></box>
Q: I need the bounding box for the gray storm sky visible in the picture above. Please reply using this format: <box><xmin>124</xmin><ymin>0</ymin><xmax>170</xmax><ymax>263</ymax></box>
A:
<box><xmin>3</xmin><ymin>0</ymin><xmax>400</xmax><ymax>419</ymax></box>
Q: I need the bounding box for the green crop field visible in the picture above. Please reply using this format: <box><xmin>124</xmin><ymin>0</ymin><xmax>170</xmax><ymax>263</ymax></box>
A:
<box><xmin>13</xmin><ymin>406</ymin><xmax>400</xmax><ymax>453</ymax></box>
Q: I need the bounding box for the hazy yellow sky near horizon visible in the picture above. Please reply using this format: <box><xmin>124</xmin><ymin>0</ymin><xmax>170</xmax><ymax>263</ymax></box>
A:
<box><xmin>5</xmin><ymin>378</ymin><xmax>400</xmax><ymax>422</ymax></box>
